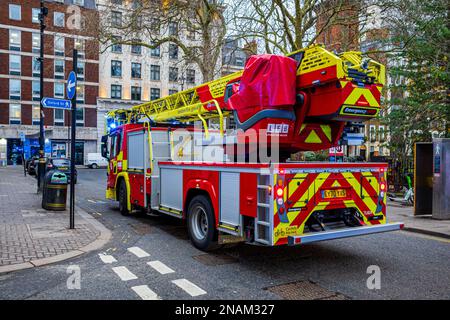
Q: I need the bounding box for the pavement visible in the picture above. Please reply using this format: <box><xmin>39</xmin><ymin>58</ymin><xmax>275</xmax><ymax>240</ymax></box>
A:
<box><xmin>0</xmin><ymin>166</ymin><xmax>111</xmax><ymax>274</ymax></box>
<box><xmin>387</xmin><ymin>202</ymin><xmax>450</xmax><ymax>239</ymax></box>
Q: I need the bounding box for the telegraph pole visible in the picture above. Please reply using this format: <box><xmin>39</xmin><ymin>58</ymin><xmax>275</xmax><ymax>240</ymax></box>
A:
<box><xmin>37</xmin><ymin>0</ymin><xmax>48</xmax><ymax>192</ymax></box>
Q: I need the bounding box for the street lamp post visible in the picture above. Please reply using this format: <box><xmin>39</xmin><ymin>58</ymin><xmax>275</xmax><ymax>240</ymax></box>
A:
<box><xmin>37</xmin><ymin>0</ymin><xmax>48</xmax><ymax>192</ymax></box>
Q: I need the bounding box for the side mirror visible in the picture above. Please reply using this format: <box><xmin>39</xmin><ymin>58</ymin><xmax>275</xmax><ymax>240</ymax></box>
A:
<box><xmin>101</xmin><ymin>135</ymin><xmax>109</xmax><ymax>160</ymax></box>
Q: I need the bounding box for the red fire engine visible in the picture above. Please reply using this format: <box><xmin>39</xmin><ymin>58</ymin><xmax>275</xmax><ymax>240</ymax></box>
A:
<box><xmin>101</xmin><ymin>45</ymin><xmax>403</xmax><ymax>250</ymax></box>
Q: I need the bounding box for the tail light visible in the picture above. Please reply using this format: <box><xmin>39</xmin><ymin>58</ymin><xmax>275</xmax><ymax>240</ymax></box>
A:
<box><xmin>276</xmin><ymin>187</ymin><xmax>284</xmax><ymax>197</ymax></box>
<box><xmin>380</xmin><ymin>183</ymin><xmax>386</xmax><ymax>191</ymax></box>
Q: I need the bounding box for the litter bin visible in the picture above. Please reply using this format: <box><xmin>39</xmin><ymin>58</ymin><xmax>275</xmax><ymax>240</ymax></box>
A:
<box><xmin>42</xmin><ymin>170</ymin><xmax>68</xmax><ymax>211</ymax></box>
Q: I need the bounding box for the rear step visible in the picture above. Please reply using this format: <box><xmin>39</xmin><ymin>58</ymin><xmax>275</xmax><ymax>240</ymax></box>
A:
<box><xmin>288</xmin><ymin>223</ymin><xmax>404</xmax><ymax>245</ymax></box>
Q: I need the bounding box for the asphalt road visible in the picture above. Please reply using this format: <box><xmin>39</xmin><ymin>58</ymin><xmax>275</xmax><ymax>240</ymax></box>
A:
<box><xmin>0</xmin><ymin>168</ymin><xmax>449</xmax><ymax>300</ymax></box>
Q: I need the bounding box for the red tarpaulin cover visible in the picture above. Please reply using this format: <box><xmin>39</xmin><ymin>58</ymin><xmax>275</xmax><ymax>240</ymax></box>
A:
<box><xmin>227</xmin><ymin>54</ymin><xmax>297</xmax><ymax>122</ymax></box>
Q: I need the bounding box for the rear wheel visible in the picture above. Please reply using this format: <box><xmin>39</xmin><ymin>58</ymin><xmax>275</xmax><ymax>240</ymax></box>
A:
<box><xmin>187</xmin><ymin>195</ymin><xmax>218</xmax><ymax>251</ymax></box>
<box><xmin>91</xmin><ymin>163</ymin><xmax>98</xmax><ymax>169</ymax></box>
<box><xmin>118</xmin><ymin>181</ymin><xmax>130</xmax><ymax>216</ymax></box>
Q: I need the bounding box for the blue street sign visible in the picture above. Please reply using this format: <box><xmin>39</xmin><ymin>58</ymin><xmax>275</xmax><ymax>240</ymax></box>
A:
<box><xmin>67</xmin><ymin>71</ymin><xmax>77</xmax><ymax>100</ymax></box>
<box><xmin>41</xmin><ymin>97</ymin><xmax>72</xmax><ymax>110</ymax></box>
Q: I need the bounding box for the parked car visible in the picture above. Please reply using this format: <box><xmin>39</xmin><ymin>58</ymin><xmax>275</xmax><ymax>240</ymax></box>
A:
<box><xmin>46</xmin><ymin>158</ymin><xmax>77</xmax><ymax>184</ymax></box>
<box><xmin>85</xmin><ymin>153</ymin><xmax>108</xmax><ymax>169</ymax></box>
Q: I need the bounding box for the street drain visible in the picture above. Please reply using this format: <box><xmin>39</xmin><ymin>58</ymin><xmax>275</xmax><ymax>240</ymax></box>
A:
<box><xmin>266</xmin><ymin>280</ymin><xmax>347</xmax><ymax>300</ymax></box>
<box><xmin>129</xmin><ymin>223</ymin><xmax>152</xmax><ymax>235</ymax></box>
<box><xmin>193</xmin><ymin>252</ymin><xmax>238</xmax><ymax>266</ymax></box>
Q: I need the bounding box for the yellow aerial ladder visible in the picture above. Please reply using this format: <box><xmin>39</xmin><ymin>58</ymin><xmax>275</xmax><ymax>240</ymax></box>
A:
<box><xmin>105</xmin><ymin>44</ymin><xmax>385</xmax><ymax>138</ymax></box>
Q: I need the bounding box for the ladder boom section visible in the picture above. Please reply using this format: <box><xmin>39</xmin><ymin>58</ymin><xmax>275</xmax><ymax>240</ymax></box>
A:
<box><xmin>106</xmin><ymin>44</ymin><xmax>385</xmax><ymax>153</ymax></box>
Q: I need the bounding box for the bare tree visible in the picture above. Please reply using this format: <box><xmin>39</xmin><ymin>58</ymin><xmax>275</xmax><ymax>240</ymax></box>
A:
<box><xmin>228</xmin><ymin>0</ymin><xmax>385</xmax><ymax>55</ymax></box>
<box><xmin>96</xmin><ymin>0</ymin><xmax>227</xmax><ymax>82</ymax></box>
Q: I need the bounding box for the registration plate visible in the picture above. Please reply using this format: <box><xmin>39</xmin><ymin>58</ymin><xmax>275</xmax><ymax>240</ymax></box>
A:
<box><xmin>322</xmin><ymin>189</ymin><xmax>347</xmax><ymax>199</ymax></box>
<box><xmin>59</xmin><ymin>167</ymin><xmax>68</xmax><ymax>170</ymax></box>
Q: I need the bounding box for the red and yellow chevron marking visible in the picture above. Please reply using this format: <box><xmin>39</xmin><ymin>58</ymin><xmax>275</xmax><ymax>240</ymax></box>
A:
<box><xmin>273</xmin><ymin>171</ymin><xmax>386</xmax><ymax>245</ymax></box>
<box><xmin>298</xmin><ymin>124</ymin><xmax>332</xmax><ymax>144</ymax></box>
<box><xmin>340</xmin><ymin>81</ymin><xmax>381</xmax><ymax>108</ymax></box>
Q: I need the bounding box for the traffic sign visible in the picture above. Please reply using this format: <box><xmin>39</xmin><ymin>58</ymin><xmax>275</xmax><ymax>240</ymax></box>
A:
<box><xmin>67</xmin><ymin>71</ymin><xmax>77</xmax><ymax>100</ymax></box>
<box><xmin>41</xmin><ymin>97</ymin><xmax>72</xmax><ymax>110</ymax></box>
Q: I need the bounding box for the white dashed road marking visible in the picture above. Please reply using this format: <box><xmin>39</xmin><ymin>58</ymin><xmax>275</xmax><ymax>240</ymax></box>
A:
<box><xmin>127</xmin><ymin>246</ymin><xmax>150</xmax><ymax>258</ymax></box>
<box><xmin>147</xmin><ymin>260</ymin><xmax>175</xmax><ymax>275</ymax></box>
<box><xmin>112</xmin><ymin>266</ymin><xmax>138</xmax><ymax>281</ymax></box>
<box><xmin>172</xmin><ymin>279</ymin><xmax>207</xmax><ymax>297</ymax></box>
<box><xmin>98</xmin><ymin>253</ymin><xmax>117</xmax><ymax>264</ymax></box>
<box><xmin>131</xmin><ymin>285</ymin><xmax>161</xmax><ymax>300</ymax></box>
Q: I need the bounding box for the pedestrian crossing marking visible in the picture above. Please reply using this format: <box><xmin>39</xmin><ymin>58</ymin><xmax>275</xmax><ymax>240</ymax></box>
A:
<box><xmin>172</xmin><ymin>279</ymin><xmax>206</xmax><ymax>297</ymax></box>
<box><xmin>131</xmin><ymin>285</ymin><xmax>161</xmax><ymax>300</ymax></box>
<box><xmin>147</xmin><ymin>260</ymin><xmax>175</xmax><ymax>275</ymax></box>
<box><xmin>112</xmin><ymin>266</ymin><xmax>138</xmax><ymax>281</ymax></box>
<box><xmin>98</xmin><ymin>253</ymin><xmax>117</xmax><ymax>264</ymax></box>
<box><xmin>127</xmin><ymin>246</ymin><xmax>150</xmax><ymax>258</ymax></box>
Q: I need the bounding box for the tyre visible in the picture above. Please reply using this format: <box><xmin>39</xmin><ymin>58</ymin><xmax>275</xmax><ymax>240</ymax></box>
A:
<box><xmin>91</xmin><ymin>163</ymin><xmax>98</xmax><ymax>169</ymax></box>
<box><xmin>118</xmin><ymin>181</ymin><xmax>130</xmax><ymax>216</ymax></box>
<box><xmin>187</xmin><ymin>195</ymin><xmax>218</xmax><ymax>251</ymax></box>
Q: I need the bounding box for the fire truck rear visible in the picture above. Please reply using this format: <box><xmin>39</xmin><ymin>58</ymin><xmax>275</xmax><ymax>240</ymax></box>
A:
<box><xmin>101</xmin><ymin>45</ymin><xmax>403</xmax><ymax>251</ymax></box>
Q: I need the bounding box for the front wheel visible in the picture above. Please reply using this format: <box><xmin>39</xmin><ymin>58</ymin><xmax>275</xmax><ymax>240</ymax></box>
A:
<box><xmin>187</xmin><ymin>195</ymin><xmax>218</xmax><ymax>251</ymax></box>
<box><xmin>91</xmin><ymin>163</ymin><xmax>98</xmax><ymax>169</ymax></box>
<box><xmin>118</xmin><ymin>181</ymin><xmax>130</xmax><ymax>216</ymax></box>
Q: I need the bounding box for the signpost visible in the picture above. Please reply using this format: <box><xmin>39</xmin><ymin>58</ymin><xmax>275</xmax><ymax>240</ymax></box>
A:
<box><xmin>41</xmin><ymin>98</ymin><xmax>72</xmax><ymax>110</ymax></box>
<box><xmin>68</xmin><ymin>53</ymin><xmax>77</xmax><ymax>230</ymax></box>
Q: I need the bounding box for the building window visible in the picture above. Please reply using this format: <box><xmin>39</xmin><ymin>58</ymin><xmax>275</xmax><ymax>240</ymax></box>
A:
<box><xmin>131</xmin><ymin>86</ymin><xmax>141</xmax><ymax>100</ymax></box>
<box><xmin>54</xmin><ymin>12</ymin><xmax>65</xmax><ymax>27</ymax></box>
<box><xmin>150</xmin><ymin>88</ymin><xmax>160</xmax><ymax>101</ymax></box>
<box><xmin>76</xmin><ymin>85</ymin><xmax>84</xmax><ymax>103</ymax></box>
<box><xmin>111</xmin><ymin>36</ymin><xmax>122</xmax><ymax>53</ymax></box>
<box><xmin>9</xmin><ymin>104</ymin><xmax>21</xmax><ymax>125</ymax></box>
<box><xmin>9</xmin><ymin>55</ymin><xmax>21</xmax><ymax>76</ymax></box>
<box><xmin>32</xmin><ymin>105</ymin><xmax>40</xmax><ymax>125</ymax></box>
<box><xmin>169</xmin><ymin>44</ymin><xmax>178</xmax><ymax>60</ymax></box>
<box><xmin>32</xmin><ymin>57</ymin><xmax>40</xmax><ymax>77</ymax></box>
<box><xmin>74</xmin><ymin>38</ymin><xmax>85</xmax><ymax>58</ymax></box>
<box><xmin>169</xmin><ymin>67</ymin><xmax>178</xmax><ymax>82</ymax></box>
<box><xmin>111</xmin><ymin>85</ymin><xmax>122</xmax><ymax>99</ymax></box>
<box><xmin>32</xmin><ymin>33</ymin><xmax>40</xmax><ymax>53</ymax></box>
<box><xmin>9</xmin><ymin>79</ymin><xmax>21</xmax><ymax>100</ymax></box>
<box><xmin>54</xmin><ymin>36</ymin><xmax>64</xmax><ymax>56</ymax></box>
<box><xmin>54</xmin><ymin>83</ymin><xmax>64</xmax><ymax>98</ymax></box>
<box><xmin>150</xmin><ymin>43</ymin><xmax>160</xmax><ymax>57</ymax></box>
<box><xmin>131</xmin><ymin>63</ymin><xmax>141</xmax><ymax>79</ymax></box>
<box><xmin>186</xmin><ymin>69</ymin><xmax>195</xmax><ymax>84</ymax></box>
<box><xmin>76</xmin><ymin>108</ymin><xmax>84</xmax><ymax>127</ymax></box>
<box><xmin>77</xmin><ymin>62</ymin><xmax>85</xmax><ymax>81</ymax></box>
<box><xmin>9</xmin><ymin>4</ymin><xmax>21</xmax><ymax>21</ymax></box>
<box><xmin>32</xmin><ymin>8</ymin><xmax>40</xmax><ymax>24</ymax></box>
<box><xmin>54</xmin><ymin>60</ymin><xmax>65</xmax><ymax>79</ymax></box>
<box><xmin>73</xmin><ymin>0</ymin><xmax>85</xmax><ymax>6</ymax></box>
<box><xmin>151</xmin><ymin>18</ymin><xmax>160</xmax><ymax>34</ymax></box>
<box><xmin>112</xmin><ymin>0</ymin><xmax>123</xmax><ymax>4</ymax></box>
<box><xmin>54</xmin><ymin>109</ymin><xmax>64</xmax><ymax>126</ymax></box>
<box><xmin>187</xmin><ymin>26</ymin><xmax>196</xmax><ymax>40</ymax></box>
<box><xmin>9</xmin><ymin>30</ymin><xmax>21</xmax><ymax>51</ymax></box>
<box><xmin>379</xmin><ymin>125</ymin><xmax>385</xmax><ymax>142</ymax></box>
<box><xmin>169</xmin><ymin>21</ymin><xmax>178</xmax><ymax>36</ymax></box>
<box><xmin>131</xmin><ymin>40</ymin><xmax>142</xmax><ymax>55</ymax></box>
<box><xmin>111</xmin><ymin>11</ymin><xmax>122</xmax><ymax>27</ymax></box>
<box><xmin>369</xmin><ymin>125</ymin><xmax>376</xmax><ymax>143</ymax></box>
<box><xmin>169</xmin><ymin>89</ymin><xmax>178</xmax><ymax>95</ymax></box>
<box><xmin>111</xmin><ymin>60</ymin><xmax>122</xmax><ymax>77</ymax></box>
<box><xmin>150</xmin><ymin>65</ymin><xmax>160</xmax><ymax>81</ymax></box>
<box><xmin>32</xmin><ymin>81</ymin><xmax>41</xmax><ymax>101</ymax></box>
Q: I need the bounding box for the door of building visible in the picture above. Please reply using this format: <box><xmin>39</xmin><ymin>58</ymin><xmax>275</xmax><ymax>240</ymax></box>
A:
<box><xmin>75</xmin><ymin>141</ymin><xmax>84</xmax><ymax>165</ymax></box>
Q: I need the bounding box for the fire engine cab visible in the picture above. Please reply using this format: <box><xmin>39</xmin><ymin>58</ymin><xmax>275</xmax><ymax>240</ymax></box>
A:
<box><xmin>101</xmin><ymin>45</ymin><xmax>403</xmax><ymax>251</ymax></box>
